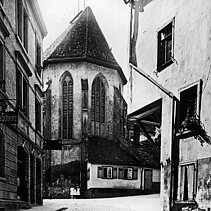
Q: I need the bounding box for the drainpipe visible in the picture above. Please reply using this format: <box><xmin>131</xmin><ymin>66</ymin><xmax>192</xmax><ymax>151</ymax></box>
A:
<box><xmin>130</xmin><ymin>63</ymin><xmax>178</xmax><ymax>211</ymax></box>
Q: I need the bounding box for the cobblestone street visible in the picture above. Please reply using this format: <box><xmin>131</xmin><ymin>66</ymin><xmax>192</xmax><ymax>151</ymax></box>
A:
<box><xmin>20</xmin><ymin>194</ymin><xmax>161</xmax><ymax>211</ymax></box>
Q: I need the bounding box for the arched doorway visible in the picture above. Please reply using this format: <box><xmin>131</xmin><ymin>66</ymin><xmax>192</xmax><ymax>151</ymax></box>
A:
<box><xmin>30</xmin><ymin>154</ymin><xmax>35</xmax><ymax>204</ymax></box>
<box><xmin>17</xmin><ymin>146</ymin><xmax>28</xmax><ymax>202</ymax></box>
<box><xmin>36</xmin><ymin>158</ymin><xmax>42</xmax><ymax>204</ymax></box>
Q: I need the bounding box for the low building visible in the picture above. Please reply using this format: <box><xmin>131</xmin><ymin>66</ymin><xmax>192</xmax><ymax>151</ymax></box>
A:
<box><xmin>86</xmin><ymin>136</ymin><xmax>160</xmax><ymax>198</ymax></box>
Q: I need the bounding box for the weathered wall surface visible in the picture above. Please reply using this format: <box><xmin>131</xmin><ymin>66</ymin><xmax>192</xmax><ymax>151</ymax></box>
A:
<box><xmin>0</xmin><ymin>0</ymin><xmax>46</xmax><ymax>208</ymax></box>
<box><xmin>127</xmin><ymin>0</ymin><xmax>211</xmax><ymax>210</ymax></box>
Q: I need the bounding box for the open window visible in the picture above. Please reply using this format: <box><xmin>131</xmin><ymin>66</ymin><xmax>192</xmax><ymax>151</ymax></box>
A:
<box><xmin>157</xmin><ymin>19</ymin><xmax>175</xmax><ymax>71</ymax></box>
<box><xmin>178</xmin><ymin>80</ymin><xmax>202</xmax><ymax>132</ymax></box>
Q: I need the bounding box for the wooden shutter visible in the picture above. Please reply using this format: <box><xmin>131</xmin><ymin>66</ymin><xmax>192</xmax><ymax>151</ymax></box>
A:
<box><xmin>133</xmin><ymin>168</ymin><xmax>138</xmax><ymax>180</ymax></box>
<box><xmin>98</xmin><ymin>166</ymin><xmax>103</xmax><ymax>178</ymax></box>
<box><xmin>113</xmin><ymin>167</ymin><xmax>117</xmax><ymax>179</ymax></box>
<box><xmin>62</xmin><ymin>81</ymin><xmax>68</xmax><ymax>139</ymax></box>
<box><xmin>118</xmin><ymin>167</ymin><xmax>123</xmax><ymax>179</ymax></box>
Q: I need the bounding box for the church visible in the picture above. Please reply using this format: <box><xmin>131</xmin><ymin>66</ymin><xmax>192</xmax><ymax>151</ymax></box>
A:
<box><xmin>43</xmin><ymin>6</ymin><xmax>159</xmax><ymax>198</ymax></box>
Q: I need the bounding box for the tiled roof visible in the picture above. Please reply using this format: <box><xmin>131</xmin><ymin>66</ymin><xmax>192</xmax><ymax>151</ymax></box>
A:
<box><xmin>118</xmin><ymin>137</ymin><xmax>160</xmax><ymax>168</ymax></box>
<box><xmin>88</xmin><ymin>136</ymin><xmax>140</xmax><ymax>166</ymax></box>
<box><xmin>44</xmin><ymin>7</ymin><xmax>127</xmax><ymax>85</ymax></box>
<box><xmin>88</xmin><ymin>136</ymin><xmax>160</xmax><ymax>168</ymax></box>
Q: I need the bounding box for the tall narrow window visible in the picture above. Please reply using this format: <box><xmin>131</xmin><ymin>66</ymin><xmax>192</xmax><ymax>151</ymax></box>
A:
<box><xmin>81</xmin><ymin>79</ymin><xmax>88</xmax><ymax>109</ymax></box>
<box><xmin>62</xmin><ymin>75</ymin><xmax>73</xmax><ymax>139</ymax></box>
<box><xmin>17</xmin><ymin>0</ymin><xmax>28</xmax><ymax>51</ymax></box>
<box><xmin>36</xmin><ymin>39</ymin><xmax>42</xmax><ymax>77</ymax></box>
<box><xmin>91</xmin><ymin>77</ymin><xmax>105</xmax><ymax>135</ymax></box>
<box><xmin>179</xmin><ymin>163</ymin><xmax>196</xmax><ymax>201</ymax></box>
<box><xmin>35</xmin><ymin>97</ymin><xmax>41</xmax><ymax>132</ymax></box>
<box><xmin>17</xmin><ymin>69</ymin><xmax>28</xmax><ymax>117</ymax></box>
<box><xmin>0</xmin><ymin>41</ymin><xmax>5</xmax><ymax>91</ymax></box>
<box><xmin>0</xmin><ymin>131</ymin><xmax>4</xmax><ymax>177</ymax></box>
<box><xmin>157</xmin><ymin>19</ymin><xmax>174</xmax><ymax>71</ymax></box>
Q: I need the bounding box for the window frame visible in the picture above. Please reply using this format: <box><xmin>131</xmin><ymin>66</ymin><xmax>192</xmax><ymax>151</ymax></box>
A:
<box><xmin>17</xmin><ymin>0</ymin><xmax>28</xmax><ymax>52</ymax></box>
<box><xmin>16</xmin><ymin>68</ymin><xmax>29</xmax><ymax>117</ymax></box>
<box><xmin>0</xmin><ymin>40</ymin><xmax>5</xmax><ymax>91</ymax></box>
<box><xmin>178</xmin><ymin>161</ymin><xmax>197</xmax><ymax>202</ymax></box>
<box><xmin>0</xmin><ymin>130</ymin><xmax>5</xmax><ymax>178</ymax></box>
<box><xmin>35</xmin><ymin>97</ymin><xmax>42</xmax><ymax>133</ymax></box>
<box><xmin>178</xmin><ymin>80</ymin><xmax>202</xmax><ymax>130</ymax></box>
<box><xmin>35</xmin><ymin>38</ymin><xmax>42</xmax><ymax>78</ymax></box>
<box><xmin>157</xmin><ymin>18</ymin><xmax>175</xmax><ymax>72</ymax></box>
<box><xmin>61</xmin><ymin>74</ymin><xmax>73</xmax><ymax>140</ymax></box>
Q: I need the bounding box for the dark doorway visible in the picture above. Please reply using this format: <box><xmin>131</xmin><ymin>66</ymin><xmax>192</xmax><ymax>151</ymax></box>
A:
<box><xmin>144</xmin><ymin>169</ymin><xmax>152</xmax><ymax>190</ymax></box>
<box><xmin>17</xmin><ymin>146</ymin><xmax>28</xmax><ymax>202</ymax></box>
<box><xmin>30</xmin><ymin>154</ymin><xmax>35</xmax><ymax>204</ymax></box>
<box><xmin>36</xmin><ymin>158</ymin><xmax>42</xmax><ymax>204</ymax></box>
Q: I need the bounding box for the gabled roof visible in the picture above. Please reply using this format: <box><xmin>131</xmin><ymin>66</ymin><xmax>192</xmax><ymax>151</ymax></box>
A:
<box><xmin>88</xmin><ymin>136</ymin><xmax>160</xmax><ymax>168</ymax></box>
<box><xmin>44</xmin><ymin>7</ymin><xmax>127</xmax><ymax>85</ymax></box>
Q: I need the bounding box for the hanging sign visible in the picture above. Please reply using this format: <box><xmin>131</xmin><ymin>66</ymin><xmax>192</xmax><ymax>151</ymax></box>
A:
<box><xmin>0</xmin><ymin>99</ymin><xmax>18</xmax><ymax>124</ymax></box>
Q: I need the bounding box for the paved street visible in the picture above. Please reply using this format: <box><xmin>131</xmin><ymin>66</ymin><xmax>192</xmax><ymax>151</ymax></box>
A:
<box><xmin>20</xmin><ymin>194</ymin><xmax>161</xmax><ymax>211</ymax></box>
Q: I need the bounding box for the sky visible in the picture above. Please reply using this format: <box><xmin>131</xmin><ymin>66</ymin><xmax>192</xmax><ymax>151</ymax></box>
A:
<box><xmin>37</xmin><ymin>0</ymin><xmax>130</xmax><ymax>78</ymax></box>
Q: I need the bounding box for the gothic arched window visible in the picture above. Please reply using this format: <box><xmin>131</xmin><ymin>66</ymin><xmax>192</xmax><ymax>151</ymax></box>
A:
<box><xmin>62</xmin><ymin>75</ymin><xmax>73</xmax><ymax>139</ymax></box>
<box><xmin>91</xmin><ymin>77</ymin><xmax>105</xmax><ymax>135</ymax></box>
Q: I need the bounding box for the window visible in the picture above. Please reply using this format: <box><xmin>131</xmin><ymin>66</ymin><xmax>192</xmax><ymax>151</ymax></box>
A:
<box><xmin>179</xmin><ymin>81</ymin><xmax>202</xmax><ymax>128</ymax></box>
<box><xmin>91</xmin><ymin>77</ymin><xmax>105</xmax><ymax>135</ymax></box>
<box><xmin>87</xmin><ymin>168</ymin><xmax>90</xmax><ymax>180</ymax></box>
<box><xmin>62</xmin><ymin>75</ymin><xmax>73</xmax><ymax>139</ymax></box>
<box><xmin>0</xmin><ymin>41</ymin><xmax>5</xmax><ymax>91</ymax></box>
<box><xmin>144</xmin><ymin>169</ymin><xmax>152</xmax><ymax>190</ymax></box>
<box><xmin>98</xmin><ymin>166</ymin><xmax>113</xmax><ymax>179</ymax></box>
<box><xmin>0</xmin><ymin>131</ymin><xmax>4</xmax><ymax>177</ymax></box>
<box><xmin>81</xmin><ymin>79</ymin><xmax>88</xmax><ymax>109</ymax></box>
<box><xmin>157</xmin><ymin>19</ymin><xmax>174</xmax><ymax>71</ymax></box>
<box><xmin>35</xmin><ymin>39</ymin><xmax>42</xmax><ymax>77</ymax></box>
<box><xmin>119</xmin><ymin>167</ymin><xmax>138</xmax><ymax>180</ymax></box>
<box><xmin>17</xmin><ymin>69</ymin><xmax>28</xmax><ymax>117</ymax></box>
<box><xmin>179</xmin><ymin>163</ymin><xmax>196</xmax><ymax>201</ymax></box>
<box><xmin>17</xmin><ymin>0</ymin><xmax>28</xmax><ymax>51</ymax></box>
<box><xmin>35</xmin><ymin>97</ymin><xmax>41</xmax><ymax>132</ymax></box>
<box><xmin>103</xmin><ymin>167</ymin><xmax>112</xmax><ymax>178</ymax></box>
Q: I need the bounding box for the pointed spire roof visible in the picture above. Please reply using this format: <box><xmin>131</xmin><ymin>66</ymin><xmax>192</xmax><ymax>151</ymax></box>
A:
<box><xmin>44</xmin><ymin>7</ymin><xmax>127</xmax><ymax>85</ymax></box>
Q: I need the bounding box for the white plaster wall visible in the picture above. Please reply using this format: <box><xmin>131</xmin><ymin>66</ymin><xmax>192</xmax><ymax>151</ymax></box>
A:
<box><xmin>127</xmin><ymin>0</ymin><xmax>211</xmax><ymax>210</ymax></box>
<box><xmin>87</xmin><ymin>163</ymin><xmax>142</xmax><ymax>189</ymax></box>
<box><xmin>43</xmin><ymin>61</ymin><xmax>124</xmax><ymax>140</ymax></box>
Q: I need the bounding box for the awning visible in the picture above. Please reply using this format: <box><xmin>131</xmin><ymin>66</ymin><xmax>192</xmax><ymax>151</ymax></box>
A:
<box><xmin>128</xmin><ymin>98</ymin><xmax>162</xmax><ymax>127</ymax></box>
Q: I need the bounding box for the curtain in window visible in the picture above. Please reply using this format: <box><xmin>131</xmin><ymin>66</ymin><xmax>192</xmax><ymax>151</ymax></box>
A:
<box><xmin>180</xmin><ymin>165</ymin><xmax>195</xmax><ymax>201</ymax></box>
<box><xmin>62</xmin><ymin>75</ymin><xmax>73</xmax><ymax>139</ymax></box>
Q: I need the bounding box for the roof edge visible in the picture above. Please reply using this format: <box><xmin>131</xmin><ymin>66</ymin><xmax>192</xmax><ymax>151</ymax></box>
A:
<box><xmin>44</xmin><ymin>57</ymin><xmax>127</xmax><ymax>85</ymax></box>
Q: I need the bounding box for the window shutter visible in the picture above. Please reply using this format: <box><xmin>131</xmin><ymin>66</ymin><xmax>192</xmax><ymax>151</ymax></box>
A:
<box><xmin>113</xmin><ymin>167</ymin><xmax>117</xmax><ymax>179</ymax></box>
<box><xmin>98</xmin><ymin>166</ymin><xmax>103</xmax><ymax>178</ymax></box>
<box><xmin>133</xmin><ymin>168</ymin><xmax>138</xmax><ymax>180</ymax></box>
<box><xmin>118</xmin><ymin>167</ymin><xmax>123</xmax><ymax>179</ymax></box>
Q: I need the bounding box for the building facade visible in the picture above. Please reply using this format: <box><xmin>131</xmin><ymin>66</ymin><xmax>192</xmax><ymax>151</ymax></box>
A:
<box><xmin>43</xmin><ymin>7</ymin><xmax>128</xmax><ymax>198</ymax></box>
<box><xmin>0</xmin><ymin>0</ymin><xmax>47</xmax><ymax>210</ymax></box>
<box><xmin>123</xmin><ymin>0</ymin><xmax>211</xmax><ymax>210</ymax></box>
